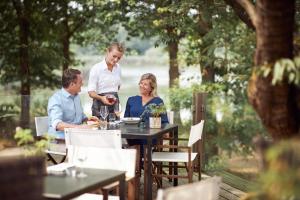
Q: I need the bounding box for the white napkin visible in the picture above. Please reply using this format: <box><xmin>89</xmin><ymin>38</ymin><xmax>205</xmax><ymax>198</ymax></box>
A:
<box><xmin>47</xmin><ymin>163</ymin><xmax>75</xmax><ymax>175</ymax></box>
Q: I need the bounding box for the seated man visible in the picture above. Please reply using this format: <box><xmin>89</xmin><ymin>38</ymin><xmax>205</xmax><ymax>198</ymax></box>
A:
<box><xmin>48</xmin><ymin>68</ymin><xmax>96</xmax><ymax>139</ymax></box>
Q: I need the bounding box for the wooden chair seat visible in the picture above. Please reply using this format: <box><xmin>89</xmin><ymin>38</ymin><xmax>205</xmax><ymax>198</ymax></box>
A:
<box><xmin>153</xmin><ymin>151</ymin><xmax>198</xmax><ymax>163</ymax></box>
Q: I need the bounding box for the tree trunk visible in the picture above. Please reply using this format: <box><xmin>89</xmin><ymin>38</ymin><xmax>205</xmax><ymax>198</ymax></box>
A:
<box><xmin>248</xmin><ymin>0</ymin><xmax>300</xmax><ymax>139</ymax></box>
<box><xmin>13</xmin><ymin>0</ymin><xmax>31</xmax><ymax>128</ymax></box>
<box><xmin>62</xmin><ymin>33</ymin><xmax>70</xmax><ymax>72</ymax></box>
<box><xmin>202</xmin><ymin>64</ymin><xmax>215</xmax><ymax>83</ymax></box>
<box><xmin>167</xmin><ymin>41</ymin><xmax>180</xmax><ymax>87</ymax></box>
<box><xmin>167</xmin><ymin>41</ymin><xmax>181</xmax><ymax>125</ymax></box>
<box><xmin>62</xmin><ymin>1</ymin><xmax>70</xmax><ymax>72</ymax></box>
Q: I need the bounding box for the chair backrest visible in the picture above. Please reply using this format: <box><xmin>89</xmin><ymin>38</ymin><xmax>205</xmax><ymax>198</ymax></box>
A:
<box><xmin>68</xmin><ymin>146</ymin><xmax>137</xmax><ymax>178</ymax></box>
<box><xmin>156</xmin><ymin>176</ymin><xmax>221</xmax><ymax>200</ymax></box>
<box><xmin>35</xmin><ymin>116</ymin><xmax>49</xmax><ymax>137</ymax></box>
<box><xmin>188</xmin><ymin>120</ymin><xmax>204</xmax><ymax>147</ymax></box>
<box><xmin>167</xmin><ymin>111</ymin><xmax>174</xmax><ymax>124</ymax></box>
<box><xmin>64</xmin><ymin>128</ymin><xmax>122</xmax><ymax>149</ymax></box>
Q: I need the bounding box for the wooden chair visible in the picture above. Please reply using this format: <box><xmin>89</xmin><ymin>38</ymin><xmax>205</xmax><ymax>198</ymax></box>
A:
<box><xmin>68</xmin><ymin>146</ymin><xmax>137</xmax><ymax>200</ymax></box>
<box><xmin>156</xmin><ymin>176</ymin><xmax>221</xmax><ymax>200</ymax></box>
<box><xmin>152</xmin><ymin>120</ymin><xmax>205</xmax><ymax>187</ymax></box>
<box><xmin>34</xmin><ymin>116</ymin><xmax>66</xmax><ymax>164</ymax></box>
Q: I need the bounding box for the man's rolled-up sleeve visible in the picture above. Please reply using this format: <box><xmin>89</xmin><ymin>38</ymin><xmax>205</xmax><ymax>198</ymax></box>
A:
<box><xmin>48</xmin><ymin>97</ymin><xmax>63</xmax><ymax>130</ymax></box>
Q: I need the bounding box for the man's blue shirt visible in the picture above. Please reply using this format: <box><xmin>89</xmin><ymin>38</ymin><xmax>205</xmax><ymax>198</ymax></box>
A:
<box><xmin>47</xmin><ymin>88</ymin><xmax>87</xmax><ymax>139</ymax></box>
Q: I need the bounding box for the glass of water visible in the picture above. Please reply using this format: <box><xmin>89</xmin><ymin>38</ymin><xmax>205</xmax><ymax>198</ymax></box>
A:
<box><xmin>77</xmin><ymin>151</ymin><xmax>87</xmax><ymax>178</ymax></box>
<box><xmin>99</xmin><ymin>106</ymin><xmax>109</xmax><ymax>121</ymax></box>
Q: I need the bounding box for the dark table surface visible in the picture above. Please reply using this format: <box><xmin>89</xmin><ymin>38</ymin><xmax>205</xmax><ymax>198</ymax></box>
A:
<box><xmin>118</xmin><ymin>123</ymin><xmax>177</xmax><ymax>140</ymax></box>
<box><xmin>44</xmin><ymin>168</ymin><xmax>125</xmax><ymax>200</ymax></box>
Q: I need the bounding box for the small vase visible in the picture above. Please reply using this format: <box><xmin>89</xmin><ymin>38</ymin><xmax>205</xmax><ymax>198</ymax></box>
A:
<box><xmin>149</xmin><ymin>117</ymin><xmax>161</xmax><ymax>128</ymax></box>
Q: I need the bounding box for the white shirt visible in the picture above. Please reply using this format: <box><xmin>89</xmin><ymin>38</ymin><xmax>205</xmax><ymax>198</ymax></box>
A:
<box><xmin>88</xmin><ymin>60</ymin><xmax>121</xmax><ymax>93</ymax></box>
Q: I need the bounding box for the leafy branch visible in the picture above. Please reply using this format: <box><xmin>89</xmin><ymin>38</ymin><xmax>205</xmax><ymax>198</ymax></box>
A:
<box><xmin>256</xmin><ymin>57</ymin><xmax>300</xmax><ymax>86</ymax></box>
<box><xmin>14</xmin><ymin>127</ymin><xmax>51</xmax><ymax>156</ymax></box>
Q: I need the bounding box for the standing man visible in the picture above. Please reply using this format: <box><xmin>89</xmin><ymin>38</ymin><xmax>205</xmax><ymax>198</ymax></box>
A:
<box><xmin>88</xmin><ymin>42</ymin><xmax>125</xmax><ymax>118</ymax></box>
<box><xmin>48</xmin><ymin>68</ymin><xmax>96</xmax><ymax>139</ymax></box>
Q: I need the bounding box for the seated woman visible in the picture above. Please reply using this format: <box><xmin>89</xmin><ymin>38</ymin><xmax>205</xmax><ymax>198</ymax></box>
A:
<box><xmin>124</xmin><ymin>73</ymin><xmax>168</xmax><ymax>166</ymax></box>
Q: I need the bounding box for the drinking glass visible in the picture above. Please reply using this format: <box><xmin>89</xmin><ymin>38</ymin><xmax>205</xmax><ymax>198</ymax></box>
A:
<box><xmin>99</xmin><ymin>106</ymin><xmax>109</xmax><ymax>121</ymax></box>
<box><xmin>99</xmin><ymin>120</ymin><xmax>108</xmax><ymax>130</ymax></box>
<box><xmin>114</xmin><ymin>103</ymin><xmax>122</xmax><ymax>122</ymax></box>
<box><xmin>108</xmin><ymin>113</ymin><xmax>116</xmax><ymax>124</ymax></box>
<box><xmin>77</xmin><ymin>151</ymin><xmax>87</xmax><ymax>178</ymax></box>
<box><xmin>106</xmin><ymin>94</ymin><xmax>116</xmax><ymax>104</ymax></box>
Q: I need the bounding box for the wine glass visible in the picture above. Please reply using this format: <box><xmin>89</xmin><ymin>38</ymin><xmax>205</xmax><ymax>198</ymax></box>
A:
<box><xmin>77</xmin><ymin>150</ymin><xmax>87</xmax><ymax>178</ymax></box>
<box><xmin>99</xmin><ymin>106</ymin><xmax>109</xmax><ymax>121</ymax></box>
<box><xmin>106</xmin><ymin>94</ymin><xmax>116</xmax><ymax>104</ymax></box>
<box><xmin>114</xmin><ymin>103</ymin><xmax>122</xmax><ymax>123</ymax></box>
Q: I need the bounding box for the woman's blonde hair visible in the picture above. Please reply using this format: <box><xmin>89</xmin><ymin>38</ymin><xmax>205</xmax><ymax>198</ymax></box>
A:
<box><xmin>139</xmin><ymin>73</ymin><xmax>157</xmax><ymax>97</ymax></box>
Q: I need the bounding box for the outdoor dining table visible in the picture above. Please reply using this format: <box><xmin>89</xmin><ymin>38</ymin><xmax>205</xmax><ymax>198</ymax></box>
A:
<box><xmin>118</xmin><ymin>123</ymin><xmax>179</xmax><ymax>200</ymax></box>
<box><xmin>43</xmin><ymin>168</ymin><xmax>126</xmax><ymax>200</ymax></box>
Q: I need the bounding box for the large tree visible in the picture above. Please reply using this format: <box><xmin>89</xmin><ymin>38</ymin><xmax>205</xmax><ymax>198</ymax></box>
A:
<box><xmin>45</xmin><ymin>0</ymin><xmax>121</xmax><ymax>72</ymax></box>
<box><xmin>231</xmin><ymin>0</ymin><xmax>300</xmax><ymax>139</ymax></box>
<box><xmin>0</xmin><ymin>1</ymin><xmax>62</xmax><ymax>128</ymax></box>
<box><xmin>123</xmin><ymin>0</ymin><xmax>199</xmax><ymax>87</ymax></box>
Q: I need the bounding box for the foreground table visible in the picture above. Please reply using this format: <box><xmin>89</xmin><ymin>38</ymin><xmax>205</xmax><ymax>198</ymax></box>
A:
<box><xmin>44</xmin><ymin>168</ymin><xmax>125</xmax><ymax>200</ymax></box>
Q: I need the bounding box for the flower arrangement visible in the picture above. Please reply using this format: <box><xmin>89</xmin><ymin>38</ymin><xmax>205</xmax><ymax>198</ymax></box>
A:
<box><xmin>146</xmin><ymin>103</ymin><xmax>167</xmax><ymax>118</ymax></box>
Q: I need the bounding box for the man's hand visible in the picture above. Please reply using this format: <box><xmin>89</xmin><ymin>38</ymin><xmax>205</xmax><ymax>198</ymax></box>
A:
<box><xmin>88</xmin><ymin>116</ymin><xmax>100</xmax><ymax>122</ymax></box>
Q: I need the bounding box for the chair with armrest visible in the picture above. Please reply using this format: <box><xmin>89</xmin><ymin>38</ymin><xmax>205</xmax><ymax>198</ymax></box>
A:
<box><xmin>152</xmin><ymin>120</ymin><xmax>205</xmax><ymax>188</ymax></box>
<box><xmin>68</xmin><ymin>146</ymin><xmax>137</xmax><ymax>200</ymax></box>
<box><xmin>34</xmin><ymin>116</ymin><xmax>66</xmax><ymax>164</ymax></box>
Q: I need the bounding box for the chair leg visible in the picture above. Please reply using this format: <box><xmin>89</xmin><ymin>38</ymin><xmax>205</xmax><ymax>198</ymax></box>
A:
<box><xmin>188</xmin><ymin>162</ymin><xmax>193</xmax><ymax>183</ymax></box>
<box><xmin>133</xmin><ymin>145</ymin><xmax>140</xmax><ymax>200</ymax></box>
<box><xmin>102</xmin><ymin>190</ymin><xmax>109</xmax><ymax>200</ymax></box>
<box><xmin>152</xmin><ymin>161</ymin><xmax>163</xmax><ymax>189</ymax></box>
<box><xmin>198</xmin><ymin>158</ymin><xmax>201</xmax><ymax>181</ymax></box>
<box><xmin>127</xmin><ymin>179</ymin><xmax>136</xmax><ymax>200</ymax></box>
<box><xmin>157</xmin><ymin>162</ymin><xmax>163</xmax><ymax>188</ymax></box>
<box><xmin>169</xmin><ymin>132</ymin><xmax>174</xmax><ymax>182</ymax></box>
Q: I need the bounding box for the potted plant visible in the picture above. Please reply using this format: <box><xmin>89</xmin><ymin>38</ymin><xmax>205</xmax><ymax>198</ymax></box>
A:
<box><xmin>146</xmin><ymin>103</ymin><xmax>166</xmax><ymax>128</ymax></box>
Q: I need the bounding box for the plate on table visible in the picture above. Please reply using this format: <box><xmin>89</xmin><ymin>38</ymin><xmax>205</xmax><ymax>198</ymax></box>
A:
<box><xmin>121</xmin><ymin>117</ymin><xmax>140</xmax><ymax>124</ymax></box>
